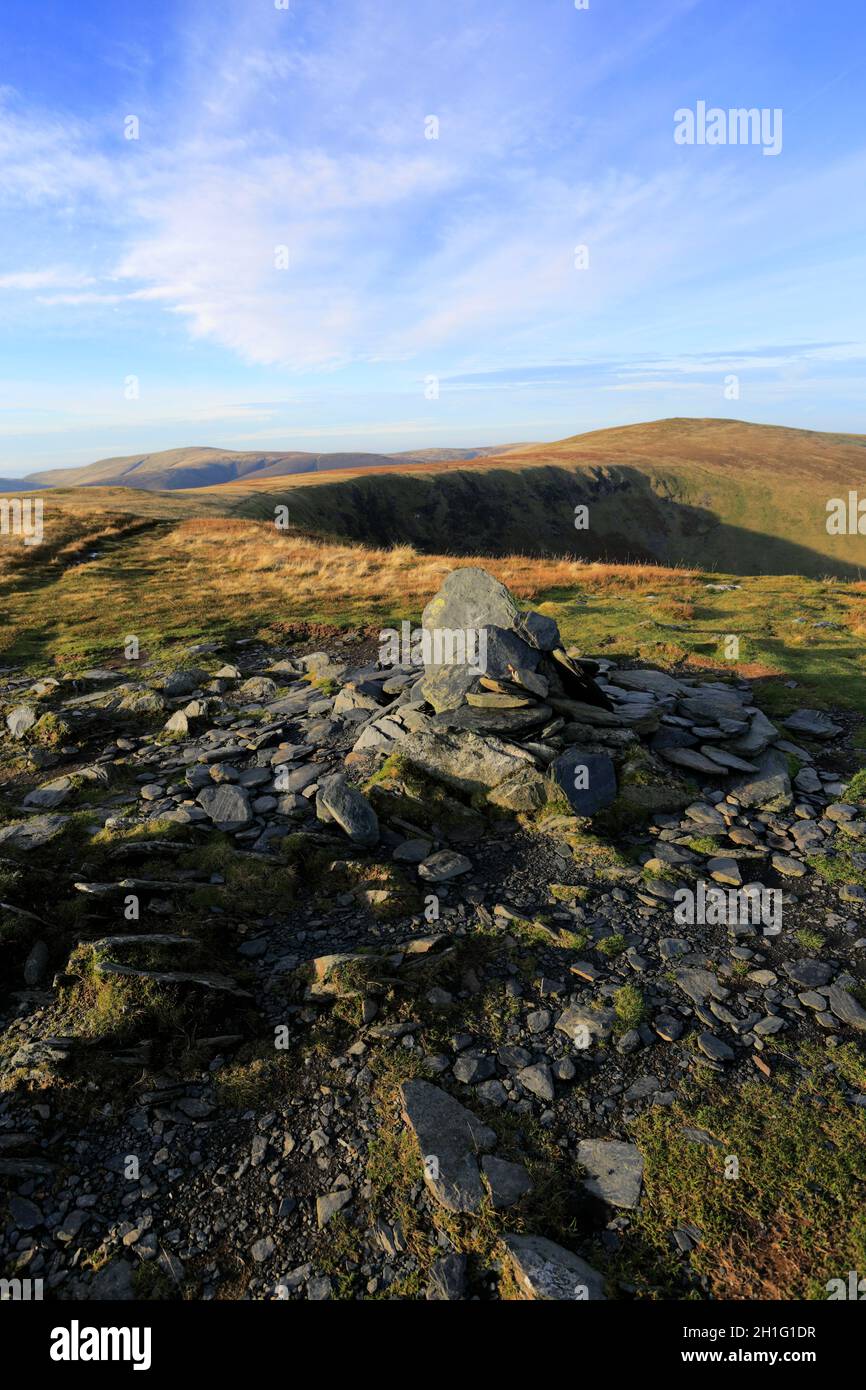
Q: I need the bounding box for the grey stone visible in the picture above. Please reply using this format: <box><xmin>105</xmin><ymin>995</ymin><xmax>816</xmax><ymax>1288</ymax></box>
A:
<box><xmin>678</xmin><ymin>691</ymin><xmax>749</xmax><ymax>723</ymax></box>
<box><xmin>675</xmin><ymin>968</ymin><xmax>728</xmax><ymax>1004</ymax></box>
<box><xmin>501</xmin><ymin>1233</ymin><xmax>606</xmax><ymax>1301</ymax></box>
<box><xmin>555</xmin><ymin>1002</ymin><xmax>616</xmax><ymax>1044</ymax></box>
<box><xmin>730</xmin><ymin>749</ymin><xmax>792</xmax><ymax>810</ymax></box>
<box><xmin>73</xmin><ymin>1258</ymin><xmax>135</xmax><ymax>1301</ymax></box>
<box><xmin>0</xmin><ymin>814</ymin><xmax>69</xmax><ymax>851</ymax></box>
<box><xmin>549</xmin><ymin>749</ymin><xmax>617</xmax><ymax>817</ymax></box>
<box><xmin>517</xmin><ymin>1062</ymin><xmax>555</xmax><ymax>1103</ymax></box>
<box><xmin>700</xmin><ymin>747</ymin><xmax>759</xmax><ymax>773</ymax></box>
<box><xmin>577</xmin><ymin>1139</ymin><xmax>644</xmax><ymax>1209</ymax></box>
<box><xmin>400</xmin><ymin>1079</ymin><xmax>495</xmax><ymax>1213</ymax></box>
<box><xmin>661</xmin><ymin>747</ymin><xmax>727</xmax><ymax>775</ymax></box>
<box><xmin>481</xmin><ymin>1155</ymin><xmax>533</xmax><ymax>1209</ymax></box>
<box><xmin>487</xmin><ymin>765</ymin><xmax>549</xmax><ymax>811</ymax></box>
<box><xmin>426</xmin><ymin>1253</ymin><xmax>468</xmax><ymax>1300</ymax></box>
<box><xmin>6</xmin><ymin>704</ymin><xmax>37</xmax><ymax>739</ymax></box>
<box><xmin>453</xmin><ymin>1053</ymin><xmax>495</xmax><ymax>1084</ymax></box>
<box><xmin>23</xmin><ymin>939</ymin><xmax>49</xmax><ymax>986</ymax></box>
<box><xmin>418</xmin><ymin>850</ymin><xmax>472</xmax><ymax>882</ymax></box>
<box><xmin>707</xmin><ymin>857</ymin><xmax>742</xmax><ymax>885</ymax></box>
<box><xmin>196</xmin><ymin>784</ymin><xmax>253</xmax><ymax>831</ymax></box>
<box><xmin>614</xmin><ymin>669</ymin><xmax>687</xmax><ymax>696</ymax></box>
<box><xmin>316</xmin><ymin>1190</ymin><xmax>353</xmax><ymax>1228</ymax></box>
<box><xmin>827</xmin><ymin>985</ymin><xmax>866</xmax><ymax>1032</ymax></box>
<box><xmin>432</xmin><ymin>700</ymin><xmax>550</xmax><ymax>737</ymax></box>
<box><xmin>728</xmin><ymin>709</ymin><xmax>779</xmax><ymax>756</ymax></box>
<box><xmin>315</xmin><ymin>774</ymin><xmax>378</xmax><ymax>846</ymax></box>
<box><xmin>162</xmin><ymin>669</ymin><xmax>208</xmax><ymax>696</ymax></box>
<box><xmin>771</xmin><ymin>853</ymin><xmax>807</xmax><ymax>878</ymax></box>
<box><xmin>523</xmin><ymin>611</ymin><xmax>560</xmax><ymax>650</ymax></box>
<box><xmin>399</xmin><ymin>727</ymin><xmax>533</xmax><ymax>796</ymax></box>
<box><xmin>22</xmin><ymin>778</ymin><xmax>72</xmax><ymax>809</ymax></box>
<box><xmin>685</xmin><ymin>802</ymin><xmax>726</xmax><ymax>830</ymax></box>
<box><xmin>782</xmin><ymin>959</ymin><xmax>835</xmax><ymax>988</ymax></box>
<box><xmin>9</xmin><ymin>1195</ymin><xmax>42</xmax><ymax>1230</ymax></box>
<box><xmin>240</xmin><ymin>676</ymin><xmax>278</xmax><ymax>701</ymax></box>
<box><xmin>783</xmin><ymin>708</ymin><xmax>842</xmax><ymax>739</ymax></box>
<box><xmin>696</xmin><ymin>1031</ymin><xmax>735</xmax><ymax>1061</ymax></box>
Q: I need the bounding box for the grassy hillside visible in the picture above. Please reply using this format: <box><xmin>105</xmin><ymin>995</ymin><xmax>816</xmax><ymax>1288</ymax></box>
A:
<box><xmin>14</xmin><ymin>419</ymin><xmax>866</xmax><ymax>575</ymax></box>
<box><xmin>2</xmin><ymin>505</ymin><xmax>866</xmax><ymax>719</ymax></box>
<box><xmin>175</xmin><ymin>418</ymin><xmax>866</xmax><ymax>578</ymax></box>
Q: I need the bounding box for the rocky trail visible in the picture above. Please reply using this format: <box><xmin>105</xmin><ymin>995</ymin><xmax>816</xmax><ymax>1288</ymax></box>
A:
<box><xmin>1</xmin><ymin>567</ymin><xmax>865</xmax><ymax>1301</ymax></box>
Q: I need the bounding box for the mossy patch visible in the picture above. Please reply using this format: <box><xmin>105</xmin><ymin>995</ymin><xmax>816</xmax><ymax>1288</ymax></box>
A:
<box><xmin>808</xmin><ymin>833</ymin><xmax>866</xmax><ymax>889</ymax></box>
<box><xmin>621</xmin><ymin>1054</ymin><xmax>866</xmax><ymax>1299</ymax></box>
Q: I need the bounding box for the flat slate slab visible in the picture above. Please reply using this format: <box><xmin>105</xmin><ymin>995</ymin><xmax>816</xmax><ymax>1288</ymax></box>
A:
<box><xmin>0</xmin><ymin>814</ymin><xmax>69</xmax><ymax>851</ymax></box>
<box><xmin>400</xmin><ymin>1080</ymin><xmax>496</xmax><ymax>1213</ymax></box>
<box><xmin>502</xmin><ymin>1233</ymin><xmax>606</xmax><ymax>1300</ymax></box>
<box><xmin>783</xmin><ymin>708</ymin><xmax>842</xmax><ymax>739</ymax></box>
<box><xmin>661</xmin><ymin>747</ymin><xmax>725</xmax><ymax>776</ymax></box>
<box><xmin>827</xmin><ymin>985</ymin><xmax>866</xmax><ymax>1031</ymax></box>
<box><xmin>95</xmin><ymin>960</ymin><xmax>251</xmax><ymax>997</ymax></box>
<box><xmin>316</xmin><ymin>773</ymin><xmax>379</xmax><ymax>845</ymax></box>
<box><xmin>782</xmin><ymin>958</ymin><xmax>835</xmax><ymax>989</ymax></box>
<box><xmin>577</xmin><ymin>1139</ymin><xmax>644</xmax><ymax>1209</ymax></box>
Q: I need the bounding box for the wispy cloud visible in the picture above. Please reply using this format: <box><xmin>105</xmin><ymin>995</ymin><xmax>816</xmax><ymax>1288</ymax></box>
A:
<box><xmin>0</xmin><ymin>268</ymin><xmax>96</xmax><ymax>290</ymax></box>
<box><xmin>0</xmin><ymin>0</ymin><xmax>864</xmax><ymax>471</ymax></box>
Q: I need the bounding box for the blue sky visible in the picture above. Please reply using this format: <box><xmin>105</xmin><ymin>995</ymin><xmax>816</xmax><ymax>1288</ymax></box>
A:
<box><xmin>0</xmin><ymin>0</ymin><xmax>864</xmax><ymax>475</ymax></box>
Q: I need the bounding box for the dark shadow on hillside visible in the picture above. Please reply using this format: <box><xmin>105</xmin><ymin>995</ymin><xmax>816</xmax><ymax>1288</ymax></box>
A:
<box><xmin>233</xmin><ymin>465</ymin><xmax>865</xmax><ymax>580</ymax></box>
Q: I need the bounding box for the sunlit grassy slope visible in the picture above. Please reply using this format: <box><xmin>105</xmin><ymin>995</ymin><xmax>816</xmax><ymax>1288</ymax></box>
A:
<box><xmin>173</xmin><ymin>418</ymin><xmax>866</xmax><ymax>577</ymax></box>
<box><xmin>12</xmin><ymin>419</ymin><xmax>866</xmax><ymax>576</ymax></box>
<box><xmin>2</xmin><ymin>507</ymin><xmax>865</xmax><ymax>718</ymax></box>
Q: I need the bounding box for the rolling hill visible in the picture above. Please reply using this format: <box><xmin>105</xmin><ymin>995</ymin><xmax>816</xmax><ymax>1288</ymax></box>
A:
<box><xmin>9</xmin><ymin>418</ymin><xmax>866</xmax><ymax>576</ymax></box>
<box><xmin>182</xmin><ymin>417</ymin><xmax>866</xmax><ymax>578</ymax></box>
<box><xmin>24</xmin><ymin>443</ymin><xmax>525</xmax><ymax>492</ymax></box>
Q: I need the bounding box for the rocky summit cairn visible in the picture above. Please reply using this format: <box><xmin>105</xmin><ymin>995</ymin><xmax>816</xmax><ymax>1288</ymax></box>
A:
<box><xmin>2</xmin><ymin>560</ymin><xmax>865</xmax><ymax>1304</ymax></box>
<box><xmin>419</xmin><ymin>566</ymin><xmax>611</xmax><ymax>721</ymax></box>
<box><xmin>361</xmin><ymin>564</ymin><xmax>832</xmax><ymax>825</ymax></box>
<box><xmin>387</xmin><ymin>566</ymin><xmax>620</xmax><ymax>817</ymax></box>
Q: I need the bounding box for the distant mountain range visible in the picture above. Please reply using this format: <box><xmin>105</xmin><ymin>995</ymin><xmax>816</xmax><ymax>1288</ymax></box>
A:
<box><xmin>0</xmin><ymin>443</ymin><xmax>525</xmax><ymax>493</ymax></box>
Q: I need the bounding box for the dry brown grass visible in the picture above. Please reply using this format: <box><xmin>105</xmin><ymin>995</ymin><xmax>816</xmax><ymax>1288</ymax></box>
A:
<box><xmin>685</xmin><ymin>656</ymin><xmax>787</xmax><ymax>679</ymax></box>
<box><xmin>0</xmin><ymin>508</ymin><xmax>154</xmax><ymax>580</ymax></box>
<box><xmin>842</xmin><ymin>589</ymin><xmax>866</xmax><ymax>639</ymax></box>
<box><xmin>710</xmin><ymin>1214</ymin><xmax>813</xmax><ymax>1301</ymax></box>
<box><xmin>160</xmin><ymin>518</ymin><xmax>693</xmax><ymax>611</ymax></box>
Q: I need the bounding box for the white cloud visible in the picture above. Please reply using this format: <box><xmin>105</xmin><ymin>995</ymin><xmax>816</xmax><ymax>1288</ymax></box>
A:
<box><xmin>0</xmin><ymin>268</ymin><xmax>96</xmax><ymax>290</ymax></box>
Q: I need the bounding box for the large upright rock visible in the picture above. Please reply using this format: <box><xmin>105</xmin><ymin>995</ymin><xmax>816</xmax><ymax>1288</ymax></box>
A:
<box><xmin>419</xmin><ymin>567</ymin><xmax>608</xmax><ymax>714</ymax></box>
<box><xmin>422</xmin><ymin>567</ymin><xmax>524</xmax><ymax>643</ymax></box>
<box><xmin>549</xmin><ymin>749</ymin><xmax>617</xmax><ymax>816</ymax></box>
<box><xmin>420</xmin><ymin>568</ymin><xmax>542</xmax><ymax>712</ymax></box>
